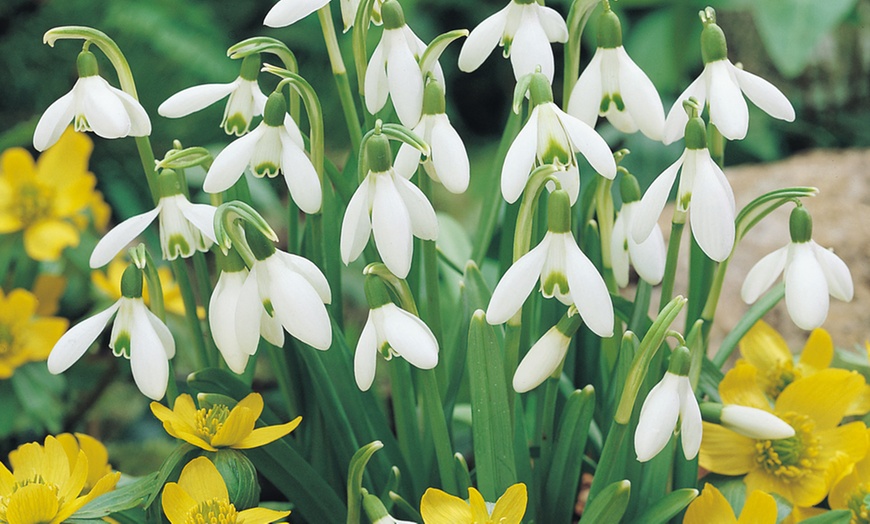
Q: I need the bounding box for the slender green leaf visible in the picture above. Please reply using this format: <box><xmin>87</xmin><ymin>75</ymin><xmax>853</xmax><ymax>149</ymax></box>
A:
<box><xmin>634</xmin><ymin>488</ymin><xmax>698</xmax><ymax>524</ymax></box>
<box><xmin>712</xmin><ymin>283</ymin><xmax>785</xmax><ymax>368</ymax></box>
<box><xmin>347</xmin><ymin>441</ymin><xmax>384</xmax><ymax>524</ymax></box>
<box><xmin>798</xmin><ymin>510</ymin><xmax>852</xmax><ymax>524</ymax></box>
<box><xmin>580</xmin><ymin>480</ymin><xmax>631</xmax><ymax>524</ymax></box>
<box><xmin>71</xmin><ymin>473</ymin><xmax>162</xmax><ymax>518</ymax></box>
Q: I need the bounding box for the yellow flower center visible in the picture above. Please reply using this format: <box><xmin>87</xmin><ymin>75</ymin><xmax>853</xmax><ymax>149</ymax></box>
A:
<box><xmin>194</xmin><ymin>405</ymin><xmax>231</xmax><ymax>440</ymax></box>
<box><xmin>764</xmin><ymin>360</ymin><xmax>801</xmax><ymax>399</ymax></box>
<box><xmin>0</xmin><ymin>475</ymin><xmax>62</xmax><ymax>523</ymax></box>
<box><xmin>754</xmin><ymin>413</ymin><xmax>818</xmax><ymax>482</ymax></box>
<box><xmin>13</xmin><ymin>182</ymin><xmax>53</xmax><ymax>227</ymax></box>
<box><xmin>185</xmin><ymin>498</ymin><xmax>238</xmax><ymax>524</ymax></box>
<box><xmin>0</xmin><ymin>324</ymin><xmax>18</xmax><ymax>357</ymax></box>
<box><xmin>847</xmin><ymin>484</ymin><xmax>870</xmax><ymax>524</ymax></box>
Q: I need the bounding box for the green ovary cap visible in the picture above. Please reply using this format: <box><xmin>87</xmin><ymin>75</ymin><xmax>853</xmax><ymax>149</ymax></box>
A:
<box><xmin>547</xmin><ymin>189</ymin><xmax>572</xmax><ymax>233</ymax></box>
<box><xmin>528</xmin><ymin>73</ymin><xmax>554</xmax><ymax>107</ymax></box>
<box><xmin>239</xmin><ymin>54</ymin><xmax>261</xmax><ymax>81</ymax></box>
<box><xmin>597</xmin><ymin>9</ymin><xmax>623</xmax><ymax>49</ymax></box>
<box><xmin>684</xmin><ymin>116</ymin><xmax>707</xmax><ymax>150</ymax></box>
<box><xmin>366</xmin><ymin>133</ymin><xmax>393</xmax><ymax>172</ymax></box>
<box><xmin>619</xmin><ymin>172</ymin><xmax>641</xmax><ymax>203</ymax></box>
<box><xmin>157</xmin><ymin>169</ymin><xmax>184</xmax><ymax>198</ymax></box>
<box><xmin>700</xmin><ymin>22</ymin><xmax>728</xmax><ymax>64</ymax></box>
<box><xmin>381</xmin><ymin>0</ymin><xmax>405</xmax><ymax>29</ymax></box>
<box><xmin>789</xmin><ymin>206</ymin><xmax>813</xmax><ymax>243</ymax></box>
<box><xmin>243</xmin><ymin>221</ymin><xmax>277</xmax><ymax>261</ymax></box>
<box><xmin>76</xmin><ymin>50</ymin><xmax>99</xmax><ymax>78</ymax></box>
<box><xmin>263</xmin><ymin>91</ymin><xmax>287</xmax><ymax>127</ymax></box>
<box><xmin>120</xmin><ymin>264</ymin><xmax>143</xmax><ymax>299</ymax></box>
<box><xmin>364</xmin><ymin>275</ymin><xmax>392</xmax><ymax>309</ymax></box>
<box><xmin>217</xmin><ymin>248</ymin><xmax>247</xmax><ymax>273</ymax></box>
<box><xmin>667</xmin><ymin>345</ymin><xmax>691</xmax><ymax>376</ymax></box>
<box><xmin>422</xmin><ymin>81</ymin><xmax>446</xmax><ymax>115</ymax></box>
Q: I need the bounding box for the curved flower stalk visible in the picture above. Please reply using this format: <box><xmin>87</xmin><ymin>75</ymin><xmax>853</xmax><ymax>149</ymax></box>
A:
<box><xmin>158</xmin><ymin>54</ymin><xmax>267</xmax><ymax>136</ymax></box>
<box><xmin>684</xmin><ymin>484</ymin><xmax>777</xmax><ymax>524</ymax></box>
<box><xmin>264</xmin><ymin>0</ymin><xmax>329</xmax><ymax>27</ymax></box>
<box><xmin>513</xmin><ymin>310</ymin><xmax>582</xmax><ymax>393</ymax></box>
<box><xmin>47</xmin><ymin>264</ymin><xmax>175</xmax><ymax>400</ymax></box>
<box><xmin>354</xmin><ymin>275</ymin><xmax>438</xmax><ymax>391</ymax></box>
<box><xmin>503</xmin><ymin>71</ymin><xmax>615</xmax><ymax>205</ymax></box>
<box><xmin>742</xmin><ymin>206</ymin><xmax>852</xmax><ymax>330</ymax></box>
<box><xmin>632</xmin><ymin>103</ymin><xmax>735</xmax><ymax>262</ymax></box>
<box><xmin>663</xmin><ymin>8</ymin><xmax>795</xmax><ymax>145</ymax></box>
<box><xmin>341</xmin><ymin>132</ymin><xmax>438</xmax><ymax>279</ymax></box>
<box><xmin>89</xmin><ymin>169</ymin><xmax>216</xmax><ymax>268</ymax></box>
<box><xmin>610</xmin><ymin>172</ymin><xmax>665</xmax><ymax>287</ymax></box>
<box><xmin>635</xmin><ymin>346</ymin><xmax>702</xmax><ymax>462</ymax></box>
<box><xmin>567</xmin><ymin>6</ymin><xmax>664</xmax><ymax>141</ymax></box>
<box><xmin>486</xmin><ymin>190</ymin><xmax>613</xmax><ymax>337</ymax></box>
<box><xmin>458</xmin><ymin>0</ymin><xmax>568</xmax><ymax>82</ymax></box>
<box><xmin>34</xmin><ymin>49</ymin><xmax>150</xmax><ymax>152</ymax></box>
<box><xmin>420</xmin><ymin>483</ymin><xmax>527</xmax><ymax>524</ymax></box>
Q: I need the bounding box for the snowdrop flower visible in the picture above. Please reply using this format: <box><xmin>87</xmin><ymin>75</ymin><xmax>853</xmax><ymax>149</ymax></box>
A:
<box><xmin>47</xmin><ymin>265</ymin><xmax>174</xmax><ymax>400</ymax></box>
<box><xmin>567</xmin><ymin>7</ymin><xmax>664</xmax><ymax>141</ymax></box>
<box><xmin>34</xmin><ymin>49</ymin><xmax>150</xmax><ymax>152</ymax></box>
<box><xmin>662</xmin><ymin>8</ymin><xmax>795</xmax><ymax>145</ymax></box>
<box><xmin>158</xmin><ymin>55</ymin><xmax>267</xmax><ymax>136</ymax></box>
<box><xmin>611</xmin><ymin>172</ymin><xmax>665</xmax><ymax>287</ymax></box>
<box><xmin>503</xmin><ymin>72</ymin><xmax>616</xmax><ymax>205</ymax></box>
<box><xmin>742</xmin><ymin>206</ymin><xmax>853</xmax><ymax>330</ymax></box>
<box><xmin>632</xmin><ymin>106</ymin><xmax>735</xmax><ymax>262</ymax></box>
<box><xmin>341</xmin><ymin>132</ymin><xmax>438</xmax><ymax>279</ymax></box>
<box><xmin>635</xmin><ymin>346</ymin><xmax>701</xmax><ymax>462</ymax></box>
<box><xmin>264</xmin><ymin>0</ymin><xmax>329</xmax><ymax>27</ymax></box>
<box><xmin>394</xmin><ymin>79</ymin><xmax>469</xmax><ymax>193</ymax></box>
<box><xmin>340</xmin><ymin>0</ymin><xmax>384</xmax><ymax>32</ymax></box>
<box><xmin>487</xmin><ymin>189</ymin><xmax>613</xmax><ymax>337</ymax></box>
<box><xmin>458</xmin><ymin>0</ymin><xmax>568</xmax><ymax>82</ymax></box>
<box><xmin>513</xmin><ymin>311</ymin><xmax>581</xmax><ymax>393</ymax></box>
<box><xmin>362</xmin><ymin>490</ymin><xmax>417</xmax><ymax>524</ymax></box>
<box><xmin>354</xmin><ymin>275</ymin><xmax>438</xmax><ymax>391</ymax></box>
<box><xmin>700</xmin><ymin>403</ymin><xmax>794</xmax><ymax>440</ymax></box>
<box><xmin>89</xmin><ymin>169</ymin><xmax>217</xmax><ymax>268</ymax></box>
<box><xmin>204</xmin><ymin>91</ymin><xmax>322</xmax><ymax>214</ymax></box>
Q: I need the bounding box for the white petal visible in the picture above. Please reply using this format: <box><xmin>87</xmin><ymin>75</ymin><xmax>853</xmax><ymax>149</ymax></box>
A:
<box><xmin>610</xmin><ymin>213</ymin><xmax>630</xmax><ymax>288</ymax></box>
<box><xmin>90</xmin><ymin>206</ymin><xmax>161</xmax><ymax>268</ymax></box>
<box><xmin>556</xmin><ymin>107</ymin><xmax>616</xmax><ymax>179</ymax></box>
<box><xmin>203</xmin><ymin>127</ymin><xmax>262</xmax><ymax>193</ymax></box>
<box><xmin>177</xmin><ymin>199</ymin><xmax>217</xmax><ymax>243</ymax></box>
<box><xmin>785</xmin><ymin>242</ymin><xmax>830</xmax><ymax>330</ymax></box>
<box><xmin>429</xmin><ymin>115</ymin><xmax>470</xmax><ymax>193</ymax></box>
<box><xmin>663</xmin><ymin>75</ymin><xmax>706</xmax><ymax>145</ymax></box>
<box><xmin>626</xmin><ymin>204</ymin><xmax>666</xmax><ymax>286</ymax></box>
<box><xmin>144</xmin><ymin>307</ymin><xmax>176</xmax><ymax>359</ymax></box>
<box><xmin>340</xmin><ymin>176</ymin><xmax>373</xmax><ymax>265</ymax></box>
<box><xmin>264</xmin><ymin>0</ymin><xmax>329</xmax><ymax>27</ymax></box>
<box><xmin>536</xmin><ymin>6</ymin><xmax>568</xmax><ymax>42</ymax></box>
<box><xmin>260</xmin><ymin>311</ymin><xmax>285</xmax><ymax>349</ymax></box>
<box><xmin>567</xmin><ymin>50</ymin><xmax>603</xmax><ymax>127</ymax></box>
<box><xmin>235</xmin><ymin>266</ymin><xmax>266</xmax><ymax>357</ymax></box>
<box><xmin>458</xmin><ymin>6</ymin><xmax>509</xmax><ymax>73</ymax></box>
<box><xmin>365</xmin><ymin>39</ymin><xmax>390</xmax><ymax>115</ymax></box>
<box><xmin>635</xmin><ymin>373</ymin><xmax>681</xmax><ymax>462</ymax></box>
<box><xmin>812</xmin><ymin>242</ymin><xmax>853</xmax><ymax>302</ymax></box>
<box><xmin>262</xmin><ymin>257</ymin><xmax>332</xmax><ymax>350</ymax></box>
<box><xmin>210</xmin><ymin>271</ymin><xmax>249</xmax><ymax>373</ymax></box>
<box><xmin>281</xmin><ymin>252</ymin><xmax>332</xmax><ymax>304</ymax></box>
<box><xmin>732</xmin><ymin>66</ymin><xmax>795</xmax><ymax>122</ymax></box>
<box><xmin>47</xmin><ymin>301</ymin><xmax>120</xmax><ymax>374</ymax></box>
<box><xmin>282</xmin><ymin>114</ymin><xmax>306</xmax><ymax>149</ymax></box>
<box><xmin>688</xmin><ymin>151</ymin><xmax>735</xmax><ymax>262</ymax></box>
<box><xmin>158</xmin><ymin>82</ymin><xmax>236</xmax><ymax>118</ymax></box>
<box><xmin>741</xmin><ymin>245</ymin><xmax>788</xmax><ymax>304</ymax></box>
<box><xmin>564</xmin><ymin>236</ymin><xmax>614</xmax><ymax>337</ymax></box>
<box><xmin>108</xmin><ymin>85</ymin><xmax>151</xmax><ymax>136</ymax></box>
<box><xmin>279</xmin><ymin>130</ymin><xmax>322</xmax><ymax>214</ymax></box>
<box><xmin>386</xmin><ymin>31</ymin><xmax>424</xmax><ymax>127</ymax></box>
<box><xmin>501</xmin><ymin>112</ymin><xmax>539</xmax><ymax>204</ymax></box>
<box><xmin>513</xmin><ymin>327</ymin><xmax>570</xmax><ymax>393</ymax></box>
<box><xmin>130</xmin><ymin>302</ymin><xmax>170</xmax><ymax>400</ymax></box>
<box><xmin>394</xmin><ymin>141</ymin><xmax>422</xmax><ymax>179</ymax></box>
<box><xmin>372</xmin><ymin>174</ymin><xmax>414</xmax><ymax>278</ymax></box>
<box><xmin>80</xmin><ymin>77</ymin><xmax>132</xmax><ymax>139</ymax></box>
<box><xmin>678</xmin><ymin>378</ymin><xmax>702</xmax><ymax>460</ymax></box>
<box><xmin>511</xmin><ymin>7</ymin><xmax>554</xmax><ymax>81</ymax></box>
<box><xmin>632</xmin><ymin>153</ymin><xmax>683</xmax><ymax>243</ymax></box>
<box><xmin>707</xmin><ymin>60</ymin><xmax>748</xmax><ymax>141</ymax></box>
<box><xmin>486</xmin><ymin>239</ymin><xmax>549</xmax><ymax>325</ymax></box>
<box><xmin>393</xmin><ymin>174</ymin><xmax>438</xmax><ymax>240</ymax></box>
<box><xmin>381</xmin><ymin>304</ymin><xmax>439</xmax><ymax>370</ymax></box>
<box><xmin>555</xmin><ymin>165</ymin><xmax>581</xmax><ymax>206</ymax></box>
<box><xmin>720</xmin><ymin>405</ymin><xmax>795</xmax><ymax>440</ymax></box>
<box><xmin>354</xmin><ymin>314</ymin><xmax>379</xmax><ymax>391</ymax></box>
<box><xmin>34</xmin><ymin>89</ymin><xmax>76</xmax><ymax>151</ymax></box>
<box><xmin>616</xmin><ymin>47</ymin><xmax>665</xmax><ymax>141</ymax></box>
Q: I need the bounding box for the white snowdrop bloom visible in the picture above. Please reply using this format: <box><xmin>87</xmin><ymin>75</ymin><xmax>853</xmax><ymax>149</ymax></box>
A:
<box><xmin>741</xmin><ymin>206</ymin><xmax>853</xmax><ymax>331</ymax></box>
<box><xmin>394</xmin><ymin>80</ymin><xmax>469</xmax><ymax>194</ymax></box>
<box><xmin>713</xmin><ymin>404</ymin><xmax>795</xmax><ymax>440</ymax></box>
<box><xmin>340</xmin><ymin>0</ymin><xmax>384</xmax><ymax>32</ymax></box>
<box><xmin>204</xmin><ymin>92</ymin><xmax>322</xmax><ymax>214</ymax></box>
<box><xmin>264</xmin><ymin>0</ymin><xmax>330</xmax><ymax>27</ymax></box>
<box><xmin>458</xmin><ymin>0</ymin><xmax>568</xmax><ymax>82</ymax></box>
<box><xmin>341</xmin><ymin>133</ymin><xmax>438</xmax><ymax>279</ymax></box>
<box><xmin>567</xmin><ymin>8</ymin><xmax>664</xmax><ymax>141</ymax></box>
<box><xmin>513</xmin><ymin>313</ymin><xmax>581</xmax><ymax>393</ymax></box>
<box><xmin>47</xmin><ymin>265</ymin><xmax>175</xmax><ymax>400</ymax></box>
<box><xmin>486</xmin><ymin>190</ymin><xmax>613</xmax><ymax>337</ymax></box>
<box><xmin>610</xmin><ymin>173</ymin><xmax>665</xmax><ymax>287</ymax></box>
<box><xmin>635</xmin><ymin>347</ymin><xmax>701</xmax><ymax>463</ymax></box>
<box><xmin>34</xmin><ymin>50</ymin><xmax>150</xmax><ymax>152</ymax></box>
<box><xmin>631</xmin><ymin>111</ymin><xmax>735</xmax><ymax>262</ymax></box>
<box><xmin>354</xmin><ymin>276</ymin><xmax>438</xmax><ymax>391</ymax></box>
<box><xmin>662</xmin><ymin>9</ymin><xmax>795</xmax><ymax>145</ymax></box>
<box><xmin>503</xmin><ymin>72</ymin><xmax>616</xmax><ymax>205</ymax></box>
<box><xmin>158</xmin><ymin>55</ymin><xmax>268</xmax><ymax>136</ymax></box>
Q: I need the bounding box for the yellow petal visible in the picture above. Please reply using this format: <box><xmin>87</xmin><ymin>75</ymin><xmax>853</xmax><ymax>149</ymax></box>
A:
<box><xmin>699</xmin><ymin>422</ymin><xmax>757</xmax><ymax>476</ymax></box>
<box><xmin>739</xmin><ymin>320</ymin><xmax>791</xmax><ymax>373</ymax></box>
<box><xmin>57</xmin><ymin>449</ymin><xmax>88</xmax><ymax>508</ymax></box>
<box><xmin>164</xmin><ymin>427</ymin><xmax>218</xmax><ymax>452</ymax></box>
<box><xmin>719</xmin><ymin>362</ymin><xmax>772</xmax><ymax>410</ymax></box>
<box><xmin>775</xmin><ymin>370</ymin><xmax>865</xmax><ymax>430</ymax></box>
<box><xmin>238</xmin><ymin>507</ymin><xmax>292</xmax><ymax>524</ymax></box>
<box><xmin>846</xmin><ymin>385</ymin><xmax>870</xmax><ymax>417</ymax></box>
<box><xmin>211</xmin><ymin>407</ymin><xmax>257</xmax><ymax>448</ymax></box>
<box><xmin>815</xmin><ymin>422</ymin><xmax>869</xmax><ymax>479</ymax></box>
<box><xmin>74</xmin><ymin>433</ymin><xmax>112</xmax><ymax>488</ymax></box>
<box><xmin>54</xmin><ymin>433</ymin><xmax>80</xmax><ymax>471</ymax></box>
<box><xmin>36</xmin><ymin>127</ymin><xmax>93</xmax><ymax>184</ymax></box>
<box><xmin>22</xmin><ymin>317</ymin><xmax>68</xmax><ymax>361</ymax></box>
<box><xmin>490</xmin><ymin>483</ymin><xmax>528</xmax><ymax>524</ymax></box>
<box><xmin>468</xmin><ymin>488</ymin><xmax>489</xmax><ymax>523</ymax></box>
<box><xmin>736</xmin><ymin>490</ymin><xmax>777</xmax><ymax>524</ymax></box>
<box><xmin>0</xmin><ymin>460</ymin><xmax>15</xmax><ymax>496</ymax></box>
<box><xmin>782</xmin><ymin>506</ymin><xmax>827</xmax><ymax>524</ymax></box>
<box><xmin>797</xmin><ymin>328</ymin><xmax>833</xmax><ymax>373</ymax></box>
<box><xmin>162</xmin><ymin>482</ymin><xmax>198</xmax><ymax>524</ymax></box>
<box><xmin>4</xmin><ymin>289</ymin><xmax>38</xmax><ymax>322</ymax></box>
<box><xmin>420</xmin><ymin>487</ymin><xmax>472</xmax><ymax>524</ymax></box>
<box><xmin>0</xmin><ymin>147</ymin><xmax>37</xmax><ymax>185</ymax></box>
<box><xmin>42</xmin><ymin>436</ymin><xmax>72</xmax><ymax>490</ymax></box>
<box><xmin>54</xmin><ymin>471</ymin><xmax>121</xmax><ymax>522</ymax></box>
<box><xmin>234</xmin><ymin>416</ymin><xmax>302</xmax><ymax>449</ymax></box>
<box><xmin>32</xmin><ymin>274</ymin><xmax>67</xmax><ymax>316</ymax></box>
<box><xmin>683</xmin><ymin>484</ymin><xmax>737</xmax><ymax>524</ymax></box>
<box><xmin>178</xmin><ymin>457</ymin><xmax>228</xmax><ymax>504</ymax></box>
<box><xmin>51</xmin><ymin>173</ymin><xmax>96</xmax><ymax>218</ymax></box>
<box><xmin>235</xmin><ymin>393</ymin><xmax>266</xmax><ymax>419</ymax></box>
<box><xmin>6</xmin><ymin>483</ymin><xmax>59</xmax><ymax>524</ymax></box>
<box><xmin>23</xmin><ymin>219</ymin><xmax>79</xmax><ymax>261</ymax></box>
<box><xmin>829</xmin><ymin>467</ymin><xmax>861</xmax><ymax>510</ymax></box>
<box><xmin>172</xmin><ymin>394</ymin><xmax>199</xmax><ymax>423</ymax></box>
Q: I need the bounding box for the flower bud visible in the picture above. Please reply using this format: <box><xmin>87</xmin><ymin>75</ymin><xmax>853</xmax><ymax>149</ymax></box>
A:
<box><xmin>210</xmin><ymin>449</ymin><xmax>261</xmax><ymax>510</ymax></box>
<box><xmin>700</xmin><ymin>403</ymin><xmax>795</xmax><ymax>440</ymax></box>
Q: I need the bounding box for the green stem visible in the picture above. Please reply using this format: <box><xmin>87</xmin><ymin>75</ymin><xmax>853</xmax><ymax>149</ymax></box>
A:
<box><xmin>700</xmin><ymin>257</ymin><xmax>728</xmax><ymax>325</ymax></box>
<box><xmin>317</xmin><ymin>5</ymin><xmax>363</xmax><ymax>153</ymax></box>
<box><xmin>658</xmin><ymin>219</ymin><xmax>685</xmax><ymax>312</ymax></box>
<box><xmin>266</xmin><ymin>342</ymin><xmax>298</xmax><ymax>416</ymax></box>
<box><xmin>387</xmin><ymin>361</ymin><xmax>423</xmax><ymax>493</ymax></box>
<box><xmin>170</xmin><ymin>258</ymin><xmax>212</xmax><ymax>369</ymax></box>
<box><xmin>419</xmin><ymin>174</ymin><xmax>443</xmax><ymax>345</ymax></box>
<box><xmin>192</xmin><ymin>251</ymin><xmax>218</xmax><ymax>356</ymax></box>
<box><xmin>419</xmin><ymin>368</ymin><xmax>458</xmax><ymax>494</ymax></box>
<box><xmin>562</xmin><ymin>0</ymin><xmax>602</xmax><ymax>108</ymax></box>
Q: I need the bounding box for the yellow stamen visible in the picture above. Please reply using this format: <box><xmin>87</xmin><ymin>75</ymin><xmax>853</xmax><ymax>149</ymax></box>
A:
<box><xmin>764</xmin><ymin>360</ymin><xmax>801</xmax><ymax>399</ymax></box>
<box><xmin>186</xmin><ymin>498</ymin><xmax>238</xmax><ymax>524</ymax></box>
<box><xmin>847</xmin><ymin>484</ymin><xmax>870</xmax><ymax>523</ymax></box>
<box><xmin>194</xmin><ymin>405</ymin><xmax>231</xmax><ymax>440</ymax></box>
<box><xmin>754</xmin><ymin>413</ymin><xmax>818</xmax><ymax>482</ymax></box>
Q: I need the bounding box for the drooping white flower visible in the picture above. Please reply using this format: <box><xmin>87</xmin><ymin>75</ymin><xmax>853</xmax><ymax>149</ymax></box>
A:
<box><xmin>631</xmin><ymin>110</ymin><xmax>735</xmax><ymax>262</ymax></box>
<box><xmin>458</xmin><ymin>0</ymin><xmax>568</xmax><ymax>82</ymax></box>
<box><xmin>513</xmin><ymin>312</ymin><xmax>581</xmax><ymax>393</ymax></box>
<box><xmin>354</xmin><ymin>276</ymin><xmax>438</xmax><ymax>391</ymax></box>
<box><xmin>34</xmin><ymin>50</ymin><xmax>151</xmax><ymax>152</ymax></box>
<box><xmin>662</xmin><ymin>9</ymin><xmax>794</xmax><ymax>145</ymax></box>
<box><xmin>264</xmin><ymin>0</ymin><xmax>330</xmax><ymax>27</ymax></box>
<box><xmin>716</xmin><ymin>404</ymin><xmax>795</xmax><ymax>440</ymax></box>
<box><xmin>635</xmin><ymin>347</ymin><xmax>701</xmax><ymax>462</ymax></box>
<box><xmin>158</xmin><ymin>55</ymin><xmax>268</xmax><ymax>136</ymax></box>
<box><xmin>611</xmin><ymin>173</ymin><xmax>666</xmax><ymax>287</ymax></box>
<box><xmin>341</xmin><ymin>133</ymin><xmax>438</xmax><ymax>279</ymax></box>
<box><xmin>567</xmin><ymin>8</ymin><xmax>664</xmax><ymax>141</ymax></box>
<box><xmin>340</xmin><ymin>0</ymin><xmax>384</xmax><ymax>32</ymax></box>
<box><xmin>89</xmin><ymin>170</ymin><xmax>217</xmax><ymax>268</ymax></box>
<box><xmin>486</xmin><ymin>190</ymin><xmax>613</xmax><ymax>337</ymax></box>
<box><xmin>204</xmin><ymin>92</ymin><xmax>322</xmax><ymax>214</ymax></box>
<box><xmin>47</xmin><ymin>265</ymin><xmax>174</xmax><ymax>400</ymax></box>
<box><xmin>741</xmin><ymin>206</ymin><xmax>853</xmax><ymax>331</ymax></box>
<box><xmin>503</xmin><ymin>72</ymin><xmax>616</xmax><ymax>205</ymax></box>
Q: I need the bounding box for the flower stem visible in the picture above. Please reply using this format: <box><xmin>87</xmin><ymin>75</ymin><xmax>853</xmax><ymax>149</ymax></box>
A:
<box><xmin>317</xmin><ymin>4</ymin><xmax>363</xmax><ymax>152</ymax></box>
<box><xmin>658</xmin><ymin>218</ymin><xmax>685</xmax><ymax>312</ymax></box>
<box><xmin>419</xmin><ymin>174</ymin><xmax>443</xmax><ymax>345</ymax></box>
<box><xmin>266</xmin><ymin>341</ymin><xmax>299</xmax><ymax>416</ymax></box>
<box><xmin>170</xmin><ymin>258</ymin><xmax>213</xmax><ymax>369</ymax></box>
<box><xmin>418</xmin><ymin>368</ymin><xmax>458</xmax><ymax>494</ymax></box>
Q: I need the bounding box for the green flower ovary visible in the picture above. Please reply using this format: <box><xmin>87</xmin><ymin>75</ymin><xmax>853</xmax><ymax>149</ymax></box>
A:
<box><xmin>848</xmin><ymin>485</ymin><xmax>870</xmax><ymax>524</ymax></box>
<box><xmin>194</xmin><ymin>405</ymin><xmax>231</xmax><ymax>440</ymax></box>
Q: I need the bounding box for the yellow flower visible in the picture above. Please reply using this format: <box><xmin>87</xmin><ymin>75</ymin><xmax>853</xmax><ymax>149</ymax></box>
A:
<box><xmin>162</xmin><ymin>456</ymin><xmax>288</xmax><ymax>524</ymax></box>
<box><xmin>829</xmin><ymin>429</ymin><xmax>870</xmax><ymax>523</ymax></box>
<box><xmin>0</xmin><ymin>435</ymin><xmax>120</xmax><ymax>524</ymax></box>
<box><xmin>0</xmin><ymin>127</ymin><xmax>98</xmax><ymax>261</ymax></box>
<box><xmin>700</xmin><ymin>368</ymin><xmax>869</xmax><ymax>507</ymax></box>
<box><xmin>736</xmin><ymin>320</ymin><xmax>870</xmax><ymax>414</ymax></box>
<box><xmin>91</xmin><ymin>258</ymin><xmax>189</xmax><ymax>317</ymax></box>
<box><xmin>150</xmin><ymin>393</ymin><xmax>301</xmax><ymax>452</ymax></box>
<box><xmin>55</xmin><ymin>433</ymin><xmax>113</xmax><ymax>494</ymax></box>
<box><xmin>420</xmin><ymin>483</ymin><xmax>527</xmax><ymax>524</ymax></box>
<box><xmin>0</xmin><ymin>287</ymin><xmax>68</xmax><ymax>379</ymax></box>
<box><xmin>683</xmin><ymin>483</ymin><xmax>777</xmax><ymax>524</ymax></box>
